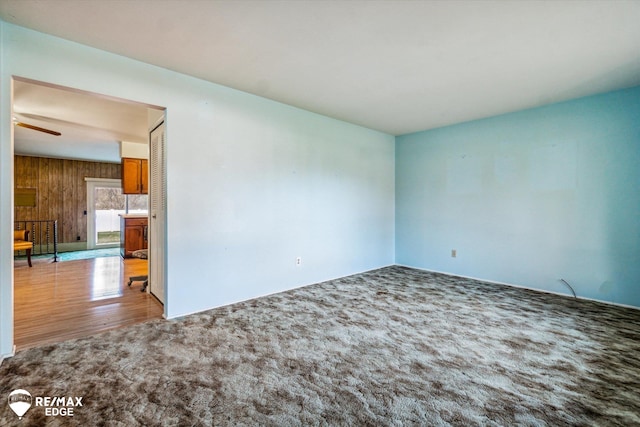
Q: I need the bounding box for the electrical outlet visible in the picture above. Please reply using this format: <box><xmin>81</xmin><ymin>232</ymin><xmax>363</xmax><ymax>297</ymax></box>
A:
<box><xmin>451</xmin><ymin>249</ymin><xmax>457</xmax><ymax>258</ymax></box>
<box><xmin>296</xmin><ymin>257</ymin><xmax>302</xmax><ymax>266</ymax></box>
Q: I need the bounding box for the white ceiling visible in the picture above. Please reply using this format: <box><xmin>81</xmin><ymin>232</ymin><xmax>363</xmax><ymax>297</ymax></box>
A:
<box><xmin>13</xmin><ymin>79</ymin><xmax>152</xmax><ymax>162</ymax></box>
<box><xmin>2</xmin><ymin>0</ymin><xmax>640</xmax><ymax>147</ymax></box>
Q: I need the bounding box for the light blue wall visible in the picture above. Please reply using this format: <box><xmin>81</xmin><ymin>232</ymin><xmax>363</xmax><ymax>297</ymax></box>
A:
<box><xmin>396</xmin><ymin>86</ymin><xmax>640</xmax><ymax>306</ymax></box>
<box><xmin>0</xmin><ymin>22</ymin><xmax>395</xmax><ymax>356</ymax></box>
<box><xmin>2</xmin><ymin>20</ymin><xmax>638</xmax><ymax>359</ymax></box>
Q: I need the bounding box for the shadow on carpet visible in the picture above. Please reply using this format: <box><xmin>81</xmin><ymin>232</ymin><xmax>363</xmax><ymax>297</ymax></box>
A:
<box><xmin>1</xmin><ymin>266</ymin><xmax>640</xmax><ymax>425</ymax></box>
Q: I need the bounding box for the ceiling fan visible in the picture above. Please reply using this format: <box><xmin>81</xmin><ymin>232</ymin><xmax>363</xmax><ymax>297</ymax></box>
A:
<box><xmin>13</xmin><ymin>118</ymin><xmax>61</xmax><ymax>136</ymax></box>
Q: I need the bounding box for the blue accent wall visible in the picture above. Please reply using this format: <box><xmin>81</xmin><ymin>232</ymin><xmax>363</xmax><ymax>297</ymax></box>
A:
<box><xmin>396</xmin><ymin>86</ymin><xmax>640</xmax><ymax>306</ymax></box>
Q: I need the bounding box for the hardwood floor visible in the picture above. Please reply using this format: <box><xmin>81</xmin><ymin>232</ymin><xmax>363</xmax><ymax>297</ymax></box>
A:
<box><xmin>13</xmin><ymin>255</ymin><xmax>164</xmax><ymax>351</ymax></box>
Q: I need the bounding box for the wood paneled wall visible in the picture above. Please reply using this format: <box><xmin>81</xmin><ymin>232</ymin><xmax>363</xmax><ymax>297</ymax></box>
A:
<box><xmin>14</xmin><ymin>156</ymin><xmax>121</xmax><ymax>244</ymax></box>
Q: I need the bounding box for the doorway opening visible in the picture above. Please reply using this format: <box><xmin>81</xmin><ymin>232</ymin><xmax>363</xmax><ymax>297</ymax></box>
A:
<box><xmin>11</xmin><ymin>76</ymin><xmax>167</xmax><ymax>351</ymax></box>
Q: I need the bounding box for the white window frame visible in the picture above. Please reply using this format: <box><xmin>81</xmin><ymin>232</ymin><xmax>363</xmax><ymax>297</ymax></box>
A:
<box><xmin>86</xmin><ymin>178</ymin><xmax>122</xmax><ymax>249</ymax></box>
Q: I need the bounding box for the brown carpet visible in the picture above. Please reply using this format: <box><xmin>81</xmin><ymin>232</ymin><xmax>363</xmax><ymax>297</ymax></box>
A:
<box><xmin>1</xmin><ymin>266</ymin><xmax>640</xmax><ymax>426</ymax></box>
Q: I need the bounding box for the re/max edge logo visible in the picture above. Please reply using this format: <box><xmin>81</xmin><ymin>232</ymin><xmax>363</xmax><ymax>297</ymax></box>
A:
<box><xmin>8</xmin><ymin>389</ymin><xmax>84</xmax><ymax>419</ymax></box>
<box><xmin>35</xmin><ymin>396</ymin><xmax>83</xmax><ymax>416</ymax></box>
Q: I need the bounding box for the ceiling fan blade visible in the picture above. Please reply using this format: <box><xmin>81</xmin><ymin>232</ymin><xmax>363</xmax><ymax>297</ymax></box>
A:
<box><xmin>15</xmin><ymin>121</ymin><xmax>62</xmax><ymax>136</ymax></box>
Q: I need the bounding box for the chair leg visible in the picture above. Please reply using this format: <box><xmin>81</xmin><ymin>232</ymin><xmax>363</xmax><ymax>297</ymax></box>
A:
<box><xmin>128</xmin><ymin>275</ymin><xmax>148</xmax><ymax>292</ymax></box>
<box><xmin>26</xmin><ymin>248</ymin><xmax>32</xmax><ymax>268</ymax></box>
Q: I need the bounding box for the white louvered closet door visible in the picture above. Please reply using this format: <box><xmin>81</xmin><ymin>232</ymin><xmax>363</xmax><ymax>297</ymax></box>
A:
<box><xmin>149</xmin><ymin>120</ymin><xmax>166</xmax><ymax>305</ymax></box>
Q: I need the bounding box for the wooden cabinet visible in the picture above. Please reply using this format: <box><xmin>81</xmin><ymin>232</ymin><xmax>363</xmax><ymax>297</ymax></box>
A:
<box><xmin>120</xmin><ymin>216</ymin><xmax>148</xmax><ymax>258</ymax></box>
<box><xmin>122</xmin><ymin>158</ymin><xmax>148</xmax><ymax>194</ymax></box>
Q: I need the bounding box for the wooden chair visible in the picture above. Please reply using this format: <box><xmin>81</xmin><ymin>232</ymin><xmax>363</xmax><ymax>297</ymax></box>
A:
<box><xmin>14</xmin><ymin>230</ymin><xmax>33</xmax><ymax>267</ymax></box>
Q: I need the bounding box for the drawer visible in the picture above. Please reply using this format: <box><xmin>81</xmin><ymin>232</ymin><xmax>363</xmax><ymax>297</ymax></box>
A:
<box><xmin>125</xmin><ymin>218</ymin><xmax>148</xmax><ymax>226</ymax></box>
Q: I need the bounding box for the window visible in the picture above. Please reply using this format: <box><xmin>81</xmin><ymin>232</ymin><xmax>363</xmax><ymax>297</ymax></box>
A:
<box><xmin>86</xmin><ymin>178</ymin><xmax>148</xmax><ymax>248</ymax></box>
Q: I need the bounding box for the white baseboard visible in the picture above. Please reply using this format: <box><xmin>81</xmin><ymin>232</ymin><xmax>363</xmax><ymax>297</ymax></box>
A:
<box><xmin>394</xmin><ymin>264</ymin><xmax>640</xmax><ymax>311</ymax></box>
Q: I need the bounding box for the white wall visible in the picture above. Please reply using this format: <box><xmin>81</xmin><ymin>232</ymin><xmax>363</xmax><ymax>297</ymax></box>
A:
<box><xmin>0</xmin><ymin>24</ymin><xmax>13</xmax><ymax>357</ymax></box>
<box><xmin>0</xmin><ymin>22</ymin><xmax>395</xmax><ymax>356</ymax></box>
<box><xmin>396</xmin><ymin>86</ymin><xmax>640</xmax><ymax>307</ymax></box>
<box><xmin>120</xmin><ymin>140</ymin><xmax>148</xmax><ymax>159</ymax></box>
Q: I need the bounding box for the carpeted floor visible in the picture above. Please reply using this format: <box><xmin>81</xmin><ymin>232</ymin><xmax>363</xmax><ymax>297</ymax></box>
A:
<box><xmin>1</xmin><ymin>266</ymin><xmax>640</xmax><ymax>425</ymax></box>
